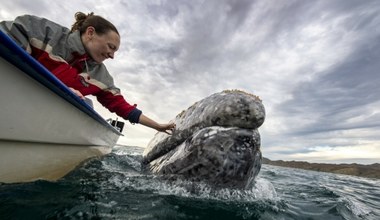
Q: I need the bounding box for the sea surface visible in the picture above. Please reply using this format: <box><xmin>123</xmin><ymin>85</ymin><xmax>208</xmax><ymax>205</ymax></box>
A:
<box><xmin>1</xmin><ymin>145</ymin><xmax>379</xmax><ymax>220</ymax></box>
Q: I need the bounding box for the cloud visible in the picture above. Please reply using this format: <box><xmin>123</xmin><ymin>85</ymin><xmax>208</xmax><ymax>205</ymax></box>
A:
<box><xmin>1</xmin><ymin>0</ymin><xmax>379</xmax><ymax>163</ymax></box>
<box><xmin>276</xmin><ymin>6</ymin><xmax>380</xmax><ymax>138</ymax></box>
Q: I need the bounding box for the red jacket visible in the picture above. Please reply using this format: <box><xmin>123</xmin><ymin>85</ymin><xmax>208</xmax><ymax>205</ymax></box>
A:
<box><xmin>0</xmin><ymin>14</ymin><xmax>142</xmax><ymax>123</ymax></box>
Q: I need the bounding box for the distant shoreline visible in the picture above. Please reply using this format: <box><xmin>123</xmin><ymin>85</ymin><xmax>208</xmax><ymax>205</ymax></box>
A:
<box><xmin>263</xmin><ymin>158</ymin><xmax>380</xmax><ymax>179</ymax></box>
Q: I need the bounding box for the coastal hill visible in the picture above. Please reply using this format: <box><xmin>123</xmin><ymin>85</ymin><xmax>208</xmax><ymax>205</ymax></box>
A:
<box><xmin>262</xmin><ymin>158</ymin><xmax>380</xmax><ymax>179</ymax></box>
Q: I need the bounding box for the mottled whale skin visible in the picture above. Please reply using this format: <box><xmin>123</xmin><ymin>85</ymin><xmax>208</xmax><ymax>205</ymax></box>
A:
<box><xmin>142</xmin><ymin>90</ymin><xmax>265</xmax><ymax>189</ymax></box>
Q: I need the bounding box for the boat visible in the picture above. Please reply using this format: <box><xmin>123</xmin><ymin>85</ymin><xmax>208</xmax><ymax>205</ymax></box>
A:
<box><xmin>0</xmin><ymin>31</ymin><xmax>123</xmax><ymax>183</ymax></box>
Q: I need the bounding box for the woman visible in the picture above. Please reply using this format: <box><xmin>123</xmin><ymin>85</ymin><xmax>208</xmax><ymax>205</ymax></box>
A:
<box><xmin>0</xmin><ymin>12</ymin><xmax>175</xmax><ymax>134</ymax></box>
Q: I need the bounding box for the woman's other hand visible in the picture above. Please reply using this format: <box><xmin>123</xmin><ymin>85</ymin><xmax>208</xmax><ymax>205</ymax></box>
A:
<box><xmin>69</xmin><ymin>87</ymin><xmax>85</xmax><ymax>100</ymax></box>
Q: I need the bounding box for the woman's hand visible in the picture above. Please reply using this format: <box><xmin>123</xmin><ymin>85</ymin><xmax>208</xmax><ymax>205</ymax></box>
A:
<box><xmin>138</xmin><ymin>114</ymin><xmax>176</xmax><ymax>134</ymax></box>
<box><xmin>156</xmin><ymin>122</ymin><xmax>176</xmax><ymax>135</ymax></box>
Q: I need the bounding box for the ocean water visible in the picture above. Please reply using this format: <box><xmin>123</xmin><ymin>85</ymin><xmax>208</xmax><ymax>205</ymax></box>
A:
<box><xmin>1</xmin><ymin>145</ymin><xmax>379</xmax><ymax>220</ymax></box>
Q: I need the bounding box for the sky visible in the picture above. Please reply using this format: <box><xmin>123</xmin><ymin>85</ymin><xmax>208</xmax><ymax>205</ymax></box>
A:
<box><xmin>1</xmin><ymin>0</ymin><xmax>380</xmax><ymax>164</ymax></box>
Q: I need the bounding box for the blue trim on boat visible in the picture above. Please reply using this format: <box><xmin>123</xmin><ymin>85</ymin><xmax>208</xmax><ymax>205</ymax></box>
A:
<box><xmin>0</xmin><ymin>31</ymin><xmax>121</xmax><ymax>135</ymax></box>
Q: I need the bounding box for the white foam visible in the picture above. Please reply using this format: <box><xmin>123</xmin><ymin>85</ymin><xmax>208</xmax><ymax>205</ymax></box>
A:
<box><xmin>342</xmin><ymin>197</ymin><xmax>372</xmax><ymax>217</ymax></box>
<box><xmin>107</xmin><ymin>174</ymin><xmax>278</xmax><ymax>203</ymax></box>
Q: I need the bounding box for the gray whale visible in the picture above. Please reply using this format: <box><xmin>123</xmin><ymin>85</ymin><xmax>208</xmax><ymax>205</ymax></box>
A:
<box><xmin>142</xmin><ymin>90</ymin><xmax>265</xmax><ymax>189</ymax></box>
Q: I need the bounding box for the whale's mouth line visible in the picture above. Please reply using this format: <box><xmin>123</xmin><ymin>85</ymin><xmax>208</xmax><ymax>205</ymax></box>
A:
<box><xmin>144</xmin><ymin>125</ymin><xmax>258</xmax><ymax>165</ymax></box>
<box><xmin>143</xmin><ymin>124</ymin><xmax>242</xmax><ymax>165</ymax></box>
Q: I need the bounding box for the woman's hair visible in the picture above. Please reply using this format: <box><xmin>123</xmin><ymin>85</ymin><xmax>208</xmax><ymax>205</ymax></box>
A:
<box><xmin>71</xmin><ymin>12</ymin><xmax>119</xmax><ymax>35</ymax></box>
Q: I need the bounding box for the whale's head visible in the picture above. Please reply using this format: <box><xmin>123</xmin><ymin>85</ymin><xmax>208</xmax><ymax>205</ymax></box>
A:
<box><xmin>142</xmin><ymin>90</ymin><xmax>265</xmax><ymax>189</ymax></box>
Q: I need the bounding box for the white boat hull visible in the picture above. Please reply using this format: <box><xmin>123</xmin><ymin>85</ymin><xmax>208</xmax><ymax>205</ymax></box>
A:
<box><xmin>0</xmin><ymin>141</ymin><xmax>112</xmax><ymax>183</ymax></box>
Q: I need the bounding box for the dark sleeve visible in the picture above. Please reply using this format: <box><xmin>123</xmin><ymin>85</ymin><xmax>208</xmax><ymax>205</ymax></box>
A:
<box><xmin>127</xmin><ymin>108</ymin><xmax>143</xmax><ymax>124</ymax></box>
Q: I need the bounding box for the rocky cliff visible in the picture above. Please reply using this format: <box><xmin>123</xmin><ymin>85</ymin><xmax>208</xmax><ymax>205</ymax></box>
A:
<box><xmin>263</xmin><ymin>158</ymin><xmax>380</xmax><ymax>179</ymax></box>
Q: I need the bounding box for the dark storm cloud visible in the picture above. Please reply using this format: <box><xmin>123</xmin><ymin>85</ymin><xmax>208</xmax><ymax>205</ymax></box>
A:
<box><xmin>156</xmin><ymin>0</ymin><xmax>257</xmax><ymax>78</ymax></box>
<box><xmin>277</xmin><ymin>6</ymin><xmax>380</xmax><ymax>137</ymax></box>
<box><xmin>126</xmin><ymin>1</ymin><xmax>380</xmax><ymax>161</ymax></box>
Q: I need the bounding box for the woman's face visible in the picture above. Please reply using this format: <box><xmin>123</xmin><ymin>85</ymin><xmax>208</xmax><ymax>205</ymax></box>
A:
<box><xmin>82</xmin><ymin>26</ymin><xmax>120</xmax><ymax>64</ymax></box>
